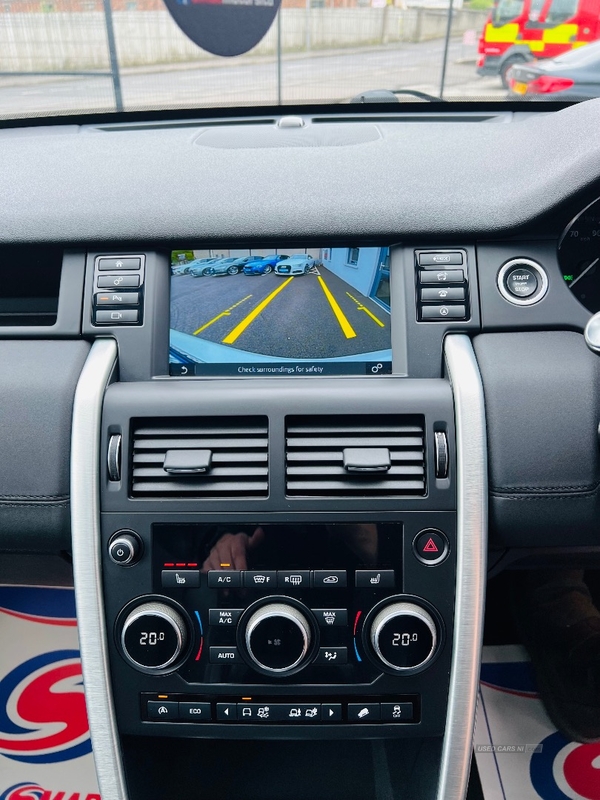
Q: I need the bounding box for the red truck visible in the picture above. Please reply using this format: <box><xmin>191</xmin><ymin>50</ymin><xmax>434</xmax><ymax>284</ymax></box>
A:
<box><xmin>477</xmin><ymin>0</ymin><xmax>600</xmax><ymax>85</ymax></box>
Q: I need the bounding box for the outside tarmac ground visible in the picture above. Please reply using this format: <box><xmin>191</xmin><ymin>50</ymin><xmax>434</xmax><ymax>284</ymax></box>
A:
<box><xmin>170</xmin><ymin>264</ymin><xmax>390</xmax><ymax>362</ymax></box>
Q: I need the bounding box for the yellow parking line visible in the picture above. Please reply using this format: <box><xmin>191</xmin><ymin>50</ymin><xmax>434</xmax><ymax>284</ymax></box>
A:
<box><xmin>223</xmin><ymin>278</ymin><xmax>294</xmax><ymax>344</ymax></box>
<box><xmin>317</xmin><ymin>277</ymin><xmax>356</xmax><ymax>339</ymax></box>
<box><xmin>193</xmin><ymin>295</ymin><xmax>253</xmax><ymax>335</ymax></box>
<box><xmin>346</xmin><ymin>292</ymin><xmax>385</xmax><ymax>328</ymax></box>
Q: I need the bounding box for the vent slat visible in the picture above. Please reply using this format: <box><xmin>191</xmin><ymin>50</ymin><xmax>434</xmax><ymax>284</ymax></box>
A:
<box><xmin>133</xmin><ymin>467</ymin><xmax>268</xmax><ymax>478</ymax></box>
<box><xmin>133</xmin><ymin>452</ymin><xmax>268</xmax><ymax>464</ymax></box>
<box><xmin>286</xmin><ymin>425</ymin><xmax>422</xmax><ymax>434</ymax></box>
<box><xmin>285</xmin><ymin>415</ymin><xmax>426</xmax><ymax>498</ymax></box>
<box><xmin>135</xmin><ymin>425</ymin><xmax>266</xmax><ymax>436</ymax></box>
<box><xmin>287</xmin><ymin>480</ymin><xmax>425</xmax><ymax>492</ymax></box>
<box><xmin>131</xmin><ymin>416</ymin><xmax>268</xmax><ymax>499</ymax></box>
<box><xmin>133</xmin><ymin>480</ymin><xmax>269</xmax><ymax>494</ymax></box>
<box><xmin>287</xmin><ymin>465</ymin><xmax>424</xmax><ymax>477</ymax></box>
<box><xmin>286</xmin><ymin>450</ymin><xmax>424</xmax><ymax>463</ymax></box>
<box><xmin>135</xmin><ymin>437</ymin><xmax>268</xmax><ymax>450</ymax></box>
<box><xmin>287</xmin><ymin>436</ymin><xmax>423</xmax><ymax>448</ymax></box>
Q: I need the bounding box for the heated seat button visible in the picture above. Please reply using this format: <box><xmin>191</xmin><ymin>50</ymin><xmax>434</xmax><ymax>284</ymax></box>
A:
<box><xmin>355</xmin><ymin>570</ymin><xmax>395</xmax><ymax>589</ymax></box>
<box><xmin>381</xmin><ymin>702</ymin><xmax>414</xmax><ymax>722</ymax></box>
<box><xmin>147</xmin><ymin>701</ymin><xmax>179</xmax><ymax>721</ymax></box>
<box><xmin>413</xmin><ymin>530</ymin><xmax>449</xmax><ymax>565</ymax></box>
<box><xmin>179</xmin><ymin>702</ymin><xmax>212</xmax><ymax>722</ymax></box>
<box><xmin>348</xmin><ymin>703</ymin><xmax>380</xmax><ymax>722</ymax></box>
<box><xmin>161</xmin><ymin>570</ymin><xmax>200</xmax><ymax>588</ymax></box>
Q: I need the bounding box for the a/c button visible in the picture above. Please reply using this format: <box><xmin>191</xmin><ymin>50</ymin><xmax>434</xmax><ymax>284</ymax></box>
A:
<box><xmin>208</xmin><ymin>570</ymin><xmax>242</xmax><ymax>588</ymax></box>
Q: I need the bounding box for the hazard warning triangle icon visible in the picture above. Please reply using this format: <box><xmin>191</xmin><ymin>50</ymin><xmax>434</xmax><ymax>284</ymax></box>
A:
<box><xmin>423</xmin><ymin>538</ymin><xmax>439</xmax><ymax>553</ymax></box>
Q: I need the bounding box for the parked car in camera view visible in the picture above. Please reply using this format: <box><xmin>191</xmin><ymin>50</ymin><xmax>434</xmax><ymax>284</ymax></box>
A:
<box><xmin>243</xmin><ymin>254</ymin><xmax>289</xmax><ymax>275</ymax></box>
<box><xmin>189</xmin><ymin>258</ymin><xmax>232</xmax><ymax>276</ymax></box>
<box><xmin>201</xmin><ymin>257</ymin><xmax>246</xmax><ymax>276</ymax></box>
<box><xmin>274</xmin><ymin>254</ymin><xmax>316</xmax><ymax>275</ymax></box>
<box><xmin>172</xmin><ymin>257</ymin><xmax>217</xmax><ymax>276</ymax></box>
<box><xmin>508</xmin><ymin>40</ymin><xmax>600</xmax><ymax>99</ymax></box>
<box><xmin>230</xmin><ymin>255</ymin><xmax>262</xmax><ymax>268</ymax></box>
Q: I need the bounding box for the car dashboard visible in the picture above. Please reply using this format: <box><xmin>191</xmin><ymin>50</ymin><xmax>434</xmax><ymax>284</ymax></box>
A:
<box><xmin>2</xmin><ymin>100</ymin><xmax>600</xmax><ymax>800</ymax></box>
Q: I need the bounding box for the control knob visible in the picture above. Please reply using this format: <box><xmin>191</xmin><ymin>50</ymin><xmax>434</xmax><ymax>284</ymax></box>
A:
<box><xmin>121</xmin><ymin>601</ymin><xmax>188</xmax><ymax>672</ymax></box>
<box><xmin>240</xmin><ymin>602</ymin><xmax>315</xmax><ymax>676</ymax></box>
<box><xmin>369</xmin><ymin>601</ymin><xmax>438</xmax><ymax>672</ymax></box>
<box><xmin>108</xmin><ymin>530</ymin><xmax>142</xmax><ymax>566</ymax></box>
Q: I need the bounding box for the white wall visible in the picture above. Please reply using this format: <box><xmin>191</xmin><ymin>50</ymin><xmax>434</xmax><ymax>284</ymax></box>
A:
<box><xmin>0</xmin><ymin>8</ymin><xmax>489</xmax><ymax>71</ymax></box>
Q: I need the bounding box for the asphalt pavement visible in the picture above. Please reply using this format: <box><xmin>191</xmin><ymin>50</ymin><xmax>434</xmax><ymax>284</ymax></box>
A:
<box><xmin>0</xmin><ymin>38</ymin><xmax>505</xmax><ymax>119</ymax></box>
<box><xmin>170</xmin><ymin>265</ymin><xmax>390</xmax><ymax>360</ymax></box>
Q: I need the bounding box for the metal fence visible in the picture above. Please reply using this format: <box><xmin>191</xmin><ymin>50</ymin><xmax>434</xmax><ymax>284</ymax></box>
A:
<box><xmin>0</xmin><ymin>3</ymin><xmax>488</xmax><ymax>111</ymax></box>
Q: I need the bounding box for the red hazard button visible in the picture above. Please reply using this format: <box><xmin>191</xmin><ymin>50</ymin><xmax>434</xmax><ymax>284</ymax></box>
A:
<box><xmin>413</xmin><ymin>530</ymin><xmax>449</xmax><ymax>565</ymax></box>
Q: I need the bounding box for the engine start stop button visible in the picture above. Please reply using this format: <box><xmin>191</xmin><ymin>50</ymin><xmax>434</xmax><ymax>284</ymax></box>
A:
<box><xmin>505</xmin><ymin>267</ymin><xmax>538</xmax><ymax>298</ymax></box>
<box><xmin>497</xmin><ymin>258</ymin><xmax>548</xmax><ymax>306</ymax></box>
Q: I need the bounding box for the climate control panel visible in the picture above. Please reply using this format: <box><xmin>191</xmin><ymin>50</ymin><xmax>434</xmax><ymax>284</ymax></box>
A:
<box><xmin>103</xmin><ymin>517</ymin><xmax>455</xmax><ymax>739</ymax></box>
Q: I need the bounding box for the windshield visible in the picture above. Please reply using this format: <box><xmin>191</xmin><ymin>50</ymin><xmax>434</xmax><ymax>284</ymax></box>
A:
<box><xmin>492</xmin><ymin>0</ymin><xmax>525</xmax><ymax>25</ymax></box>
<box><xmin>0</xmin><ymin>0</ymin><xmax>592</xmax><ymax>119</ymax></box>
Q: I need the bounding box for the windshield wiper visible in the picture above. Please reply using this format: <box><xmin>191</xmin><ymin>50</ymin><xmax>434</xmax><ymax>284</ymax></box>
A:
<box><xmin>349</xmin><ymin>89</ymin><xmax>445</xmax><ymax>104</ymax></box>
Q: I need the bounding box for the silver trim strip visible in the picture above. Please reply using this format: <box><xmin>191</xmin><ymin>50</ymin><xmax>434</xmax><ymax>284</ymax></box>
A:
<box><xmin>71</xmin><ymin>338</ymin><xmax>128</xmax><ymax>800</ymax></box>
<box><xmin>438</xmin><ymin>335</ymin><xmax>488</xmax><ymax>800</ymax></box>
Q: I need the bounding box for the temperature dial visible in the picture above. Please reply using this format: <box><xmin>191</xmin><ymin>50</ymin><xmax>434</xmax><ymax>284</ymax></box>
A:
<box><xmin>241</xmin><ymin>602</ymin><xmax>314</xmax><ymax>676</ymax></box>
<box><xmin>121</xmin><ymin>601</ymin><xmax>188</xmax><ymax>672</ymax></box>
<box><xmin>369</xmin><ymin>601</ymin><xmax>437</xmax><ymax>672</ymax></box>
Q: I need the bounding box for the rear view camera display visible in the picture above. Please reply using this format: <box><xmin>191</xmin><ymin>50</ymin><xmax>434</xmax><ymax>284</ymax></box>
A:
<box><xmin>169</xmin><ymin>246</ymin><xmax>391</xmax><ymax>377</ymax></box>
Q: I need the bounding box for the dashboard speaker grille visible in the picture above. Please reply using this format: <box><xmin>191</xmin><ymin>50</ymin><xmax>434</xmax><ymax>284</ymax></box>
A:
<box><xmin>131</xmin><ymin>417</ymin><xmax>268</xmax><ymax>498</ymax></box>
<box><xmin>285</xmin><ymin>415</ymin><xmax>426</xmax><ymax>497</ymax></box>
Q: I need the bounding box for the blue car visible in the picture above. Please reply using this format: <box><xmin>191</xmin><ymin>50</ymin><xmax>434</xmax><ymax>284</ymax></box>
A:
<box><xmin>243</xmin><ymin>254</ymin><xmax>289</xmax><ymax>275</ymax></box>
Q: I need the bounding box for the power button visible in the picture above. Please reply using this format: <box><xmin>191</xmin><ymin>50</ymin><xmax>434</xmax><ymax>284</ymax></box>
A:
<box><xmin>108</xmin><ymin>531</ymin><xmax>142</xmax><ymax>566</ymax></box>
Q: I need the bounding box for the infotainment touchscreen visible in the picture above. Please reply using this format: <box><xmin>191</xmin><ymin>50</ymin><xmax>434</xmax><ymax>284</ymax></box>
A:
<box><xmin>169</xmin><ymin>246</ymin><xmax>391</xmax><ymax>377</ymax></box>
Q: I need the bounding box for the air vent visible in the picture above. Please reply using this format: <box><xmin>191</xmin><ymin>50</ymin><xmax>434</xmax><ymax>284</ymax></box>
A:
<box><xmin>286</xmin><ymin>415</ymin><xmax>426</xmax><ymax>498</ymax></box>
<box><xmin>131</xmin><ymin>417</ymin><xmax>268</xmax><ymax>498</ymax></box>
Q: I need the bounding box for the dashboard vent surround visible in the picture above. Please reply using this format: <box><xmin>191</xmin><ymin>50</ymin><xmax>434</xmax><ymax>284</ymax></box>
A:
<box><xmin>285</xmin><ymin>415</ymin><xmax>426</xmax><ymax>498</ymax></box>
<box><xmin>131</xmin><ymin>417</ymin><xmax>268</xmax><ymax>498</ymax></box>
